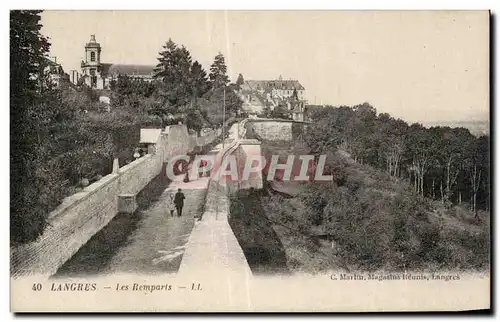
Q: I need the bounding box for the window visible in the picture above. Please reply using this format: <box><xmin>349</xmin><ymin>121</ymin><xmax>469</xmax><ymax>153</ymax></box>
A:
<box><xmin>90</xmin><ymin>51</ymin><xmax>96</xmax><ymax>62</ymax></box>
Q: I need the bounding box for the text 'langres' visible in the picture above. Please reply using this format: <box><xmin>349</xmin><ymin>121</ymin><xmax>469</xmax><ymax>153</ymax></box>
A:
<box><xmin>51</xmin><ymin>283</ymin><xmax>97</xmax><ymax>291</ymax></box>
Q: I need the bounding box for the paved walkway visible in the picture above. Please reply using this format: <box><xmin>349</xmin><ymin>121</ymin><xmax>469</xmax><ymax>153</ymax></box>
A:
<box><xmin>175</xmin><ymin>121</ymin><xmax>254</xmax><ymax>309</ymax></box>
<box><xmin>105</xmin><ymin>174</ymin><xmax>210</xmax><ymax>275</ymax></box>
<box><xmin>56</xmin><ymin>121</ymin><xmax>249</xmax><ymax>278</ymax></box>
<box><xmin>177</xmin><ymin>122</ymin><xmax>249</xmax><ymax>272</ymax></box>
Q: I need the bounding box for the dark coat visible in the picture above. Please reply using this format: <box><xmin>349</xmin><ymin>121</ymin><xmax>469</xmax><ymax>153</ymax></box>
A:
<box><xmin>174</xmin><ymin>192</ymin><xmax>185</xmax><ymax>207</ymax></box>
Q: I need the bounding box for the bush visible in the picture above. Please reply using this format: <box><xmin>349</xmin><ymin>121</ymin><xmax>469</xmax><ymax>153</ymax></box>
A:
<box><xmin>284</xmin><ymin>152</ymin><xmax>489</xmax><ymax>272</ymax></box>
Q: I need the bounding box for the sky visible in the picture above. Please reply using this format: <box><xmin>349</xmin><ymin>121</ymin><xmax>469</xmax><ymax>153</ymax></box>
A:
<box><xmin>40</xmin><ymin>10</ymin><xmax>489</xmax><ymax>123</ymax></box>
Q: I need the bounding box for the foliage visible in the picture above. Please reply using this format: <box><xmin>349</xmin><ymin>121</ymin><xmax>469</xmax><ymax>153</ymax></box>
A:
<box><xmin>10</xmin><ymin>10</ymin><xmax>158</xmax><ymax>243</ymax></box>
<box><xmin>202</xmin><ymin>86</ymin><xmax>242</xmax><ymax>118</ymax></box>
<box><xmin>11</xmin><ymin>10</ymin><xmax>53</xmax><ymax>243</ymax></box>
<box><xmin>208</xmin><ymin>53</ymin><xmax>230</xmax><ymax>89</ymax></box>
<box><xmin>11</xmin><ymin>27</ymin><xmax>241</xmax><ymax>243</ymax></box>
<box><xmin>151</xmin><ymin>40</ymin><xmax>240</xmax><ymax>129</ymax></box>
<box><xmin>236</xmin><ymin>73</ymin><xmax>245</xmax><ymax>87</ymax></box>
<box><xmin>272</xmin><ymin>104</ymin><xmax>492</xmax><ymax>271</ymax></box>
<box><xmin>261</xmin><ymin>143</ymin><xmax>489</xmax><ymax>272</ymax></box>
<box><xmin>305</xmin><ymin>104</ymin><xmax>490</xmax><ymax>211</ymax></box>
<box><xmin>271</xmin><ymin>103</ymin><xmax>292</xmax><ymax>119</ymax></box>
<box><xmin>185</xmin><ymin>107</ymin><xmax>206</xmax><ymax>134</ymax></box>
<box><xmin>12</xmin><ymin>84</ymin><xmax>149</xmax><ymax>245</ymax></box>
<box><xmin>154</xmin><ymin>39</ymin><xmax>194</xmax><ymax>107</ymax></box>
<box><xmin>190</xmin><ymin>60</ymin><xmax>210</xmax><ymax>98</ymax></box>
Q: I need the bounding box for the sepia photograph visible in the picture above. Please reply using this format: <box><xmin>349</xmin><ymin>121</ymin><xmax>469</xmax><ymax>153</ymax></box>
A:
<box><xmin>9</xmin><ymin>9</ymin><xmax>491</xmax><ymax>312</ymax></box>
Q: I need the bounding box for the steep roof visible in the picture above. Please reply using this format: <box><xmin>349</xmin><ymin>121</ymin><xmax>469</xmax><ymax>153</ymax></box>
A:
<box><xmin>103</xmin><ymin>64</ymin><xmax>156</xmax><ymax>77</ymax></box>
<box><xmin>244</xmin><ymin>80</ymin><xmax>305</xmax><ymax>91</ymax></box>
<box><xmin>42</xmin><ymin>57</ymin><xmax>65</xmax><ymax>75</ymax></box>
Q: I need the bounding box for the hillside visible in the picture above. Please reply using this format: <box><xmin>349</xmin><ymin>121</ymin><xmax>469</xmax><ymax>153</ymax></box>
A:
<box><xmin>247</xmin><ymin>142</ymin><xmax>490</xmax><ymax>274</ymax></box>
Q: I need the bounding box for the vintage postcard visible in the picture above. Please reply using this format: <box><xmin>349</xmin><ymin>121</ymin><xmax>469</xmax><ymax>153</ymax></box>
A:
<box><xmin>10</xmin><ymin>10</ymin><xmax>490</xmax><ymax>312</ymax></box>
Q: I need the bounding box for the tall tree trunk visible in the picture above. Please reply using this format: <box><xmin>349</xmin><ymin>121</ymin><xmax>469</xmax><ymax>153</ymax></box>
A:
<box><xmin>472</xmin><ymin>165</ymin><xmax>482</xmax><ymax>217</ymax></box>
<box><xmin>420</xmin><ymin>173</ymin><xmax>424</xmax><ymax>197</ymax></box>
<box><xmin>444</xmin><ymin>156</ymin><xmax>459</xmax><ymax>204</ymax></box>
<box><xmin>472</xmin><ymin>165</ymin><xmax>477</xmax><ymax>214</ymax></box>
<box><xmin>432</xmin><ymin>179</ymin><xmax>435</xmax><ymax>199</ymax></box>
<box><xmin>440</xmin><ymin>182</ymin><xmax>444</xmax><ymax>204</ymax></box>
<box><xmin>473</xmin><ymin>193</ymin><xmax>477</xmax><ymax>215</ymax></box>
<box><xmin>446</xmin><ymin>157</ymin><xmax>451</xmax><ymax>195</ymax></box>
<box><xmin>395</xmin><ymin>157</ymin><xmax>400</xmax><ymax>178</ymax></box>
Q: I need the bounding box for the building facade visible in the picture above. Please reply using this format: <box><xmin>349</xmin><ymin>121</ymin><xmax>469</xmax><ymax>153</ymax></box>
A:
<box><xmin>239</xmin><ymin>77</ymin><xmax>307</xmax><ymax>121</ymax></box>
<box><xmin>39</xmin><ymin>57</ymin><xmax>70</xmax><ymax>89</ymax></box>
<box><xmin>77</xmin><ymin>35</ymin><xmax>156</xmax><ymax>89</ymax></box>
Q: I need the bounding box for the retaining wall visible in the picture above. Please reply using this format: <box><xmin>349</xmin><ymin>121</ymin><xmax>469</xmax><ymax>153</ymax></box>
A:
<box><xmin>11</xmin><ymin>124</ymin><xmax>219</xmax><ymax>277</ymax></box>
<box><xmin>246</xmin><ymin>120</ymin><xmax>293</xmax><ymax>141</ymax></box>
<box><xmin>179</xmin><ymin>121</ymin><xmax>252</xmax><ymax>273</ymax></box>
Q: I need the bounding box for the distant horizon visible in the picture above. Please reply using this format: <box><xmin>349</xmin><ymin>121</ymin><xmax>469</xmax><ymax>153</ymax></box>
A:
<box><xmin>306</xmin><ymin>103</ymin><xmax>490</xmax><ymax>124</ymax></box>
<box><xmin>40</xmin><ymin>10</ymin><xmax>489</xmax><ymax>124</ymax></box>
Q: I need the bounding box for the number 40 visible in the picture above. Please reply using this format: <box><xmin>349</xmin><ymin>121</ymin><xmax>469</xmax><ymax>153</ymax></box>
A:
<box><xmin>32</xmin><ymin>283</ymin><xmax>42</xmax><ymax>291</ymax></box>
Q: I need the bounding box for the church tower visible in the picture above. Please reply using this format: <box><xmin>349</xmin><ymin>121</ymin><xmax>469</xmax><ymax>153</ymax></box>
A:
<box><xmin>81</xmin><ymin>34</ymin><xmax>104</xmax><ymax>88</ymax></box>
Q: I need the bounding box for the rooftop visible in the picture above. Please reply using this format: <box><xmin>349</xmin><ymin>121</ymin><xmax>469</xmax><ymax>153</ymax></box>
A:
<box><xmin>102</xmin><ymin>64</ymin><xmax>156</xmax><ymax>77</ymax></box>
<box><xmin>243</xmin><ymin>80</ymin><xmax>305</xmax><ymax>91</ymax></box>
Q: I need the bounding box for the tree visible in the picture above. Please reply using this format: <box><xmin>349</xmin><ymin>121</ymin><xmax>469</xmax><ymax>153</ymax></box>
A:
<box><xmin>432</xmin><ymin>127</ymin><xmax>474</xmax><ymax>204</ymax></box>
<box><xmin>202</xmin><ymin>86</ymin><xmax>242</xmax><ymax>118</ymax></box>
<box><xmin>464</xmin><ymin>135</ymin><xmax>489</xmax><ymax>215</ymax></box>
<box><xmin>196</xmin><ymin>97</ymin><xmax>223</xmax><ymax>126</ymax></box>
<box><xmin>11</xmin><ymin>10</ymin><xmax>52</xmax><ymax>243</ymax></box>
<box><xmin>271</xmin><ymin>102</ymin><xmax>291</xmax><ymax>119</ymax></box>
<box><xmin>111</xmin><ymin>75</ymin><xmax>157</xmax><ymax>109</ymax></box>
<box><xmin>154</xmin><ymin>39</ymin><xmax>193</xmax><ymax>108</ymax></box>
<box><xmin>190</xmin><ymin>60</ymin><xmax>209</xmax><ymax>98</ymax></box>
<box><xmin>374</xmin><ymin>113</ymin><xmax>407</xmax><ymax>178</ymax></box>
<box><xmin>236</xmin><ymin>73</ymin><xmax>245</xmax><ymax>86</ymax></box>
<box><xmin>116</xmin><ymin>74</ymin><xmax>133</xmax><ymax>96</ymax></box>
<box><xmin>405</xmin><ymin>124</ymin><xmax>434</xmax><ymax>197</ymax></box>
<box><xmin>152</xmin><ymin>41</ymin><xmax>239</xmax><ymax>132</ymax></box>
<box><xmin>303</xmin><ymin>103</ymin><xmax>490</xmax><ymax>213</ymax></box>
<box><xmin>208</xmin><ymin>53</ymin><xmax>230</xmax><ymax>89</ymax></box>
<box><xmin>10</xmin><ymin>10</ymin><xmax>50</xmax><ymax>101</ymax></box>
<box><xmin>186</xmin><ymin>105</ymin><xmax>207</xmax><ymax>135</ymax></box>
<box><xmin>152</xmin><ymin>39</ymin><xmax>196</xmax><ymax>126</ymax></box>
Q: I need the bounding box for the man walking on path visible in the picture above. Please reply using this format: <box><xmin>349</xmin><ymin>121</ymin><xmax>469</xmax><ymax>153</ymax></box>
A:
<box><xmin>174</xmin><ymin>188</ymin><xmax>186</xmax><ymax>217</ymax></box>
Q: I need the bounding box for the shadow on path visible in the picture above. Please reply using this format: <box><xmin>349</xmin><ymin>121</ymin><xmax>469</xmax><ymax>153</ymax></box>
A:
<box><xmin>53</xmin><ymin>166</ymin><xmax>170</xmax><ymax>278</ymax></box>
<box><xmin>229</xmin><ymin>189</ymin><xmax>290</xmax><ymax>275</ymax></box>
